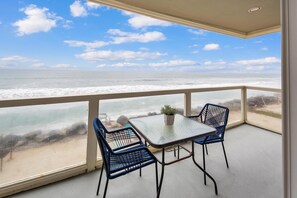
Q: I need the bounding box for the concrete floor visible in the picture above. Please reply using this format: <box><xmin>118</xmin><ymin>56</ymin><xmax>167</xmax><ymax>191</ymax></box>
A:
<box><xmin>9</xmin><ymin>125</ymin><xmax>283</xmax><ymax>198</ymax></box>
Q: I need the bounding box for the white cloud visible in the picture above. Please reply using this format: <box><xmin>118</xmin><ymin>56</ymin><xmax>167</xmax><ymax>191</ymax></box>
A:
<box><xmin>96</xmin><ymin>60</ymin><xmax>197</xmax><ymax>69</ymax></box>
<box><xmin>192</xmin><ymin>50</ymin><xmax>199</xmax><ymax>54</ymax></box>
<box><xmin>201</xmin><ymin>60</ymin><xmax>227</xmax><ymax>70</ymax></box>
<box><xmin>64</xmin><ymin>40</ymin><xmax>108</xmax><ymax>50</ymax></box>
<box><xmin>253</xmin><ymin>40</ymin><xmax>263</xmax><ymax>44</ymax></box>
<box><xmin>62</xmin><ymin>20</ymin><xmax>73</xmax><ymax>29</ymax></box>
<box><xmin>189</xmin><ymin>44</ymin><xmax>199</xmax><ymax>48</ymax></box>
<box><xmin>93</xmin><ymin>57</ymin><xmax>280</xmax><ymax>72</ymax></box>
<box><xmin>0</xmin><ymin>55</ymin><xmax>43</xmax><ymax>69</ymax></box>
<box><xmin>188</xmin><ymin>29</ymin><xmax>206</xmax><ymax>35</ymax></box>
<box><xmin>107</xmin><ymin>29</ymin><xmax>166</xmax><ymax>44</ymax></box>
<box><xmin>70</xmin><ymin>0</ymin><xmax>87</xmax><ymax>17</ymax></box>
<box><xmin>204</xmin><ymin>60</ymin><xmax>226</xmax><ymax>65</ymax></box>
<box><xmin>198</xmin><ymin>57</ymin><xmax>280</xmax><ymax>72</ymax></box>
<box><xmin>32</xmin><ymin>63</ymin><xmax>45</xmax><ymax>68</ymax></box>
<box><xmin>111</xmin><ymin>62</ymin><xmax>144</xmax><ymax>67</ymax></box>
<box><xmin>96</xmin><ymin>64</ymin><xmax>107</xmax><ymax>68</ymax></box>
<box><xmin>234</xmin><ymin>46</ymin><xmax>244</xmax><ymax>49</ymax></box>
<box><xmin>149</xmin><ymin>59</ymin><xmax>197</xmax><ymax>67</ymax></box>
<box><xmin>236</xmin><ymin>57</ymin><xmax>280</xmax><ymax>66</ymax></box>
<box><xmin>123</xmin><ymin>11</ymin><xmax>171</xmax><ymax>29</ymax></box>
<box><xmin>77</xmin><ymin>50</ymin><xmax>165</xmax><ymax>61</ymax></box>
<box><xmin>139</xmin><ymin>47</ymin><xmax>149</xmax><ymax>51</ymax></box>
<box><xmin>0</xmin><ymin>55</ymin><xmax>30</xmax><ymax>62</ymax></box>
<box><xmin>52</xmin><ymin>63</ymin><xmax>74</xmax><ymax>68</ymax></box>
<box><xmin>261</xmin><ymin>47</ymin><xmax>268</xmax><ymax>51</ymax></box>
<box><xmin>246</xmin><ymin>66</ymin><xmax>265</xmax><ymax>71</ymax></box>
<box><xmin>95</xmin><ymin>57</ymin><xmax>278</xmax><ymax>72</ymax></box>
<box><xmin>86</xmin><ymin>2</ymin><xmax>101</xmax><ymax>9</ymax></box>
<box><xmin>203</xmin><ymin>43</ymin><xmax>220</xmax><ymax>51</ymax></box>
<box><xmin>65</xmin><ymin>29</ymin><xmax>165</xmax><ymax>50</ymax></box>
<box><xmin>70</xmin><ymin>0</ymin><xmax>101</xmax><ymax>17</ymax></box>
<box><xmin>13</xmin><ymin>4</ymin><xmax>59</xmax><ymax>36</ymax></box>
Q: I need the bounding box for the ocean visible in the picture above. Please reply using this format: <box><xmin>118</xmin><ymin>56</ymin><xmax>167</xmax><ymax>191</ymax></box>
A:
<box><xmin>0</xmin><ymin>70</ymin><xmax>281</xmax><ymax>135</ymax></box>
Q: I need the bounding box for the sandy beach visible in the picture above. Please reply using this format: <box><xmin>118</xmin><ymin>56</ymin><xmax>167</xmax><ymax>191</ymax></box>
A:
<box><xmin>247</xmin><ymin>104</ymin><xmax>282</xmax><ymax>133</ymax></box>
<box><xmin>0</xmin><ymin>136</ymin><xmax>88</xmax><ymax>186</ymax></box>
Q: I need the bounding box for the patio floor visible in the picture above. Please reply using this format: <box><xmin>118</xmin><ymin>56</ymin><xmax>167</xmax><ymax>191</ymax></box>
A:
<box><xmin>10</xmin><ymin>124</ymin><xmax>283</xmax><ymax>198</ymax></box>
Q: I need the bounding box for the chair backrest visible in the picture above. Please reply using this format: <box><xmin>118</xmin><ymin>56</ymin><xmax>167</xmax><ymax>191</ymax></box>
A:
<box><xmin>93</xmin><ymin>118</ymin><xmax>112</xmax><ymax>173</ymax></box>
<box><xmin>199</xmin><ymin>103</ymin><xmax>229</xmax><ymax>139</ymax></box>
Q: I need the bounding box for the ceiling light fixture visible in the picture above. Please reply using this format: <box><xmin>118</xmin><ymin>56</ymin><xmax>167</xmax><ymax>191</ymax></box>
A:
<box><xmin>248</xmin><ymin>6</ymin><xmax>262</xmax><ymax>13</ymax></box>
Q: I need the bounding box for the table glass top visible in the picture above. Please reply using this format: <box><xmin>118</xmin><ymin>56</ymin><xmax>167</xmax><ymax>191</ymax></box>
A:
<box><xmin>129</xmin><ymin>114</ymin><xmax>216</xmax><ymax>148</ymax></box>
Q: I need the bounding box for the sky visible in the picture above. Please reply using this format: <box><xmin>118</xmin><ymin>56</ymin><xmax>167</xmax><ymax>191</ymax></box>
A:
<box><xmin>0</xmin><ymin>0</ymin><xmax>281</xmax><ymax>73</ymax></box>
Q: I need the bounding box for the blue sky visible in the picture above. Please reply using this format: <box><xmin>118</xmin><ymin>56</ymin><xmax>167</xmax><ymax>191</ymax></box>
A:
<box><xmin>0</xmin><ymin>0</ymin><xmax>281</xmax><ymax>73</ymax></box>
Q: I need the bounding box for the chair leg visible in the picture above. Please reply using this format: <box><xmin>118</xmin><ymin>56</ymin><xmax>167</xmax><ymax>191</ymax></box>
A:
<box><xmin>103</xmin><ymin>177</ymin><xmax>109</xmax><ymax>198</ymax></box>
<box><xmin>202</xmin><ymin>145</ymin><xmax>206</xmax><ymax>185</ymax></box>
<box><xmin>140</xmin><ymin>167</ymin><xmax>142</xmax><ymax>177</ymax></box>
<box><xmin>155</xmin><ymin>162</ymin><xmax>159</xmax><ymax>193</ymax></box>
<box><xmin>97</xmin><ymin>162</ymin><xmax>105</xmax><ymax>196</ymax></box>
<box><xmin>173</xmin><ymin>147</ymin><xmax>176</xmax><ymax>157</ymax></box>
<box><xmin>221</xmin><ymin>142</ymin><xmax>229</xmax><ymax>168</ymax></box>
<box><xmin>177</xmin><ymin>145</ymin><xmax>180</xmax><ymax>160</ymax></box>
<box><xmin>205</xmin><ymin>144</ymin><xmax>208</xmax><ymax>155</ymax></box>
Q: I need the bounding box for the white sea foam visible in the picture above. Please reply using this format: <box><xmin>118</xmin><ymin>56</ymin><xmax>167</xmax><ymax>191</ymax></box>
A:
<box><xmin>0</xmin><ymin>81</ymin><xmax>278</xmax><ymax>100</ymax></box>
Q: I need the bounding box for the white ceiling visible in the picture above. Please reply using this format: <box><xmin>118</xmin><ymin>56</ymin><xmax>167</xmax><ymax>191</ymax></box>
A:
<box><xmin>90</xmin><ymin>0</ymin><xmax>280</xmax><ymax>38</ymax></box>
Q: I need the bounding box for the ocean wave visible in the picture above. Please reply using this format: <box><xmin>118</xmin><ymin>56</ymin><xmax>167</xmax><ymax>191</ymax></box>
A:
<box><xmin>0</xmin><ymin>84</ymin><xmax>234</xmax><ymax>99</ymax></box>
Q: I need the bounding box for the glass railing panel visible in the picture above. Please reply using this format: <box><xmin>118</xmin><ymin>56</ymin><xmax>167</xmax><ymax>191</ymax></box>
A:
<box><xmin>97</xmin><ymin>94</ymin><xmax>184</xmax><ymax>159</ymax></box>
<box><xmin>0</xmin><ymin>102</ymin><xmax>88</xmax><ymax>187</ymax></box>
<box><xmin>247</xmin><ymin>90</ymin><xmax>282</xmax><ymax>133</ymax></box>
<box><xmin>191</xmin><ymin>90</ymin><xmax>242</xmax><ymax>125</ymax></box>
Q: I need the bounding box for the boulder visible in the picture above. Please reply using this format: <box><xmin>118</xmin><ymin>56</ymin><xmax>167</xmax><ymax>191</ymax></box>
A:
<box><xmin>3</xmin><ymin>134</ymin><xmax>20</xmax><ymax>148</ymax></box>
<box><xmin>42</xmin><ymin>130</ymin><xmax>65</xmax><ymax>143</ymax></box>
<box><xmin>0</xmin><ymin>148</ymin><xmax>10</xmax><ymax>159</ymax></box>
<box><xmin>0</xmin><ymin>147</ymin><xmax>10</xmax><ymax>171</ymax></box>
<box><xmin>15</xmin><ymin>140</ymin><xmax>28</xmax><ymax>148</ymax></box>
<box><xmin>65</xmin><ymin>122</ymin><xmax>87</xmax><ymax>136</ymax></box>
<box><xmin>23</xmin><ymin>130</ymin><xmax>42</xmax><ymax>141</ymax></box>
<box><xmin>0</xmin><ymin>135</ymin><xmax>4</xmax><ymax>149</ymax></box>
<box><xmin>117</xmin><ymin>115</ymin><xmax>129</xmax><ymax>126</ymax></box>
<box><xmin>148</xmin><ymin>112</ymin><xmax>157</xmax><ymax>116</ymax></box>
<box><xmin>220</xmin><ymin>99</ymin><xmax>241</xmax><ymax>111</ymax></box>
<box><xmin>0</xmin><ymin>134</ymin><xmax>21</xmax><ymax>160</ymax></box>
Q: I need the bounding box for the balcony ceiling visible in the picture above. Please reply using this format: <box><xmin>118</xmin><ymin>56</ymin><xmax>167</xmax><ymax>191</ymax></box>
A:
<box><xmin>89</xmin><ymin>0</ymin><xmax>280</xmax><ymax>38</ymax></box>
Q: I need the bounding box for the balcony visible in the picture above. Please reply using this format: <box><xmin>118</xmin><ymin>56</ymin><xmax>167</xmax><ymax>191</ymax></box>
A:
<box><xmin>0</xmin><ymin>86</ymin><xmax>281</xmax><ymax>197</ymax></box>
<box><xmin>11</xmin><ymin>124</ymin><xmax>282</xmax><ymax>198</ymax></box>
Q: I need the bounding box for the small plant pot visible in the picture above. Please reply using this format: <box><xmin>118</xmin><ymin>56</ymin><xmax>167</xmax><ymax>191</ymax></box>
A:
<box><xmin>164</xmin><ymin>114</ymin><xmax>175</xmax><ymax>125</ymax></box>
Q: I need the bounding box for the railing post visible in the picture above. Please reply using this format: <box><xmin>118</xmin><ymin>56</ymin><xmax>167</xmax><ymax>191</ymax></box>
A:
<box><xmin>184</xmin><ymin>92</ymin><xmax>192</xmax><ymax>116</ymax></box>
<box><xmin>86</xmin><ymin>99</ymin><xmax>99</xmax><ymax>172</ymax></box>
<box><xmin>241</xmin><ymin>87</ymin><xmax>247</xmax><ymax>123</ymax></box>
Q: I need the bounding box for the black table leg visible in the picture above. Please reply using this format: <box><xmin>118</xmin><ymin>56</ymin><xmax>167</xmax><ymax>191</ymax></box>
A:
<box><xmin>157</xmin><ymin>148</ymin><xmax>165</xmax><ymax>198</ymax></box>
<box><xmin>192</xmin><ymin>141</ymin><xmax>218</xmax><ymax>195</ymax></box>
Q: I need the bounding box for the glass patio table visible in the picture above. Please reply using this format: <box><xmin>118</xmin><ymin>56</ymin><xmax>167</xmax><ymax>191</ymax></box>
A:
<box><xmin>129</xmin><ymin>114</ymin><xmax>218</xmax><ymax>198</ymax></box>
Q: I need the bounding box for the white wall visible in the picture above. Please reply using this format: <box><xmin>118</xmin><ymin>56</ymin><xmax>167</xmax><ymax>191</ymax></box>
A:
<box><xmin>282</xmin><ymin>0</ymin><xmax>297</xmax><ymax>197</ymax></box>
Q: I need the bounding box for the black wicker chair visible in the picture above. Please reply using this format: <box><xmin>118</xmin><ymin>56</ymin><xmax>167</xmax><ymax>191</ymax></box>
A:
<box><xmin>189</xmin><ymin>103</ymin><xmax>229</xmax><ymax>184</ymax></box>
<box><xmin>93</xmin><ymin>118</ymin><xmax>158</xmax><ymax>198</ymax></box>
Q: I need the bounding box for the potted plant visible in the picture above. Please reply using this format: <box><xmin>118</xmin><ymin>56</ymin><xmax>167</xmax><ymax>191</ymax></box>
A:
<box><xmin>161</xmin><ymin>105</ymin><xmax>176</xmax><ymax>125</ymax></box>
